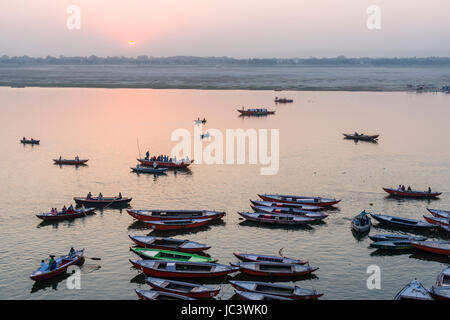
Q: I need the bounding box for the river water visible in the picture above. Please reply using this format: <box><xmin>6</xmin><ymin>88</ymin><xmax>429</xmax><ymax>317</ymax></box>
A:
<box><xmin>0</xmin><ymin>87</ymin><xmax>449</xmax><ymax>299</ymax></box>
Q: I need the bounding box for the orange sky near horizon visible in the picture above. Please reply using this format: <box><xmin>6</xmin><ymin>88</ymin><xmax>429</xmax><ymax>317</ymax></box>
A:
<box><xmin>0</xmin><ymin>0</ymin><xmax>449</xmax><ymax>57</ymax></box>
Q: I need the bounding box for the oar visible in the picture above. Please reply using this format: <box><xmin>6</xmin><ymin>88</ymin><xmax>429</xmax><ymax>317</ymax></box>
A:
<box><xmin>85</xmin><ymin>257</ymin><xmax>101</xmax><ymax>261</ymax></box>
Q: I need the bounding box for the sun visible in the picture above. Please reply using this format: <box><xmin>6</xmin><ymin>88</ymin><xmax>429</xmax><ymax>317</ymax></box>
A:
<box><xmin>129</xmin><ymin>40</ymin><xmax>135</xmax><ymax>46</ymax></box>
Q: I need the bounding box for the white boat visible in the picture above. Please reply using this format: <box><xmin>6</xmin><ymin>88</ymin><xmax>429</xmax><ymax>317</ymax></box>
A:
<box><xmin>351</xmin><ymin>213</ymin><xmax>371</xmax><ymax>232</ymax></box>
<box><xmin>131</xmin><ymin>165</ymin><xmax>168</xmax><ymax>174</ymax></box>
<box><xmin>394</xmin><ymin>279</ymin><xmax>432</xmax><ymax>300</ymax></box>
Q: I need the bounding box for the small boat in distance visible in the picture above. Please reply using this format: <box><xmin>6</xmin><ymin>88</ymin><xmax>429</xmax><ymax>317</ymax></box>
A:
<box><xmin>382</xmin><ymin>187</ymin><xmax>441</xmax><ymax>198</ymax></box>
<box><xmin>128</xmin><ymin>235</ymin><xmax>211</xmax><ymax>253</ymax></box>
<box><xmin>30</xmin><ymin>249</ymin><xmax>84</xmax><ymax>281</ymax></box>
<box><xmin>137</xmin><ymin>157</ymin><xmax>193</xmax><ymax>168</ymax></box>
<box><xmin>237</xmin><ymin>107</ymin><xmax>275</xmax><ymax>116</ymax></box>
<box><xmin>229</xmin><ymin>281</ymin><xmax>323</xmax><ymax>300</ymax></box>
<box><xmin>74</xmin><ymin>194</ymin><xmax>132</xmax><ymax>206</ymax></box>
<box><xmin>194</xmin><ymin>118</ymin><xmax>207</xmax><ymax>125</ymax></box>
<box><xmin>343</xmin><ymin>133</ymin><xmax>379</xmax><ymax>142</ymax></box>
<box><xmin>200</xmin><ymin>132</ymin><xmax>210</xmax><ymax>139</ymax></box>
<box><xmin>20</xmin><ymin>137</ymin><xmax>40</xmax><ymax>145</ymax></box>
<box><xmin>146</xmin><ymin>277</ymin><xmax>220</xmax><ymax>298</ymax></box>
<box><xmin>258</xmin><ymin>194</ymin><xmax>341</xmax><ymax>207</ymax></box>
<box><xmin>53</xmin><ymin>157</ymin><xmax>88</xmax><ymax>166</ymax></box>
<box><xmin>394</xmin><ymin>279</ymin><xmax>432</xmax><ymax>300</ymax></box>
<box><xmin>36</xmin><ymin>207</ymin><xmax>95</xmax><ymax>221</ymax></box>
<box><xmin>130</xmin><ymin>260</ymin><xmax>239</xmax><ymax>278</ymax></box>
<box><xmin>351</xmin><ymin>211</ymin><xmax>371</xmax><ymax>233</ymax></box>
<box><xmin>250</xmin><ymin>200</ymin><xmax>323</xmax><ymax>211</ymax></box>
<box><xmin>131</xmin><ymin>165</ymin><xmax>168</xmax><ymax>174</ymax></box>
<box><xmin>369</xmin><ymin>213</ymin><xmax>436</xmax><ymax>230</ymax></box>
<box><xmin>233</xmin><ymin>252</ymin><xmax>307</xmax><ymax>265</ymax></box>
<box><xmin>274</xmin><ymin>97</ymin><xmax>293</xmax><ymax>103</ymax></box>
<box><xmin>135</xmin><ymin>289</ymin><xmax>195</xmax><ymax>300</ymax></box>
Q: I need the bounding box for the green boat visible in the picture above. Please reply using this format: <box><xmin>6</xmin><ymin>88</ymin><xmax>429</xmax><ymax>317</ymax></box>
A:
<box><xmin>130</xmin><ymin>247</ymin><xmax>216</xmax><ymax>263</ymax></box>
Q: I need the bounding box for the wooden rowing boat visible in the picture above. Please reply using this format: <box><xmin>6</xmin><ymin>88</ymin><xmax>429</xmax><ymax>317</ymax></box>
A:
<box><xmin>233</xmin><ymin>253</ymin><xmax>307</xmax><ymax>265</ymax></box>
<box><xmin>36</xmin><ymin>207</ymin><xmax>95</xmax><ymax>221</ymax></box>
<box><xmin>131</xmin><ymin>166</ymin><xmax>168</xmax><ymax>174</ymax></box>
<box><xmin>238</xmin><ymin>212</ymin><xmax>315</xmax><ymax>225</ymax></box>
<box><xmin>251</xmin><ymin>205</ymin><xmax>328</xmax><ymax>220</ymax></box>
<box><xmin>146</xmin><ymin>277</ymin><xmax>220</xmax><ymax>298</ymax></box>
<box><xmin>351</xmin><ymin>214</ymin><xmax>371</xmax><ymax>233</ymax></box>
<box><xmin>370</xmin><ymin>240</ymin><xmax>416</xmax><ymax>250</ymax></box>
<box><xmin>394</xmin><ymin>279</ymin><xmax>432</xmax><ymax>300</ymax></box>
<box><xmin>237</xmin><ymin>108</ymin><xmax>275</xmax><ymax>116</ymax></box>
<box><xmin>30</xmin><ymin>249</ymin><xmax>84</xmax><ymax>281</ymax></box>
<box><xmin>20</xmin><ymin>138</ymin><xmax>40</xmax><ymax>145</ymax></box>
<box><xmin>135</xmin><ymin>289</ymin><xmax>195</xmax><ymax>300</ymax></box>
<box><xmin>142</xmin><ymin>218</ymin><xmax>214</xmax><ymax>231</ymax></box>
<box><xmin>232</xmin><ymin>261</ymin><xmax>318</xmax><ymax>277</ymax></box>
<box><xmin>423</xmin><ymin>215</ymin><xmax>450</xmax><ymax>227</ymax></box>
<box><xmin>137</xmin><ymin>158</ymin><xmax>193</xmax><ymax>168</ymax></box>
<box><xmin>250</xmin><ymin>200</ymin><xmax>323</xmax><ymax>211</ymax></box>
<box><xmin>53</xmin><ymin>159</ymin><xmax>88</xmax><ymax>165</ymax></box>
<box><xmin>411</xmin><ymin>241</ymin><xmax>450</xmax><ymax>256</ymax></box>
<box><xmin>368</xmin><ymin>234</ymin><xmax>427</xmax><ymax>242</ymax></box>
<box><xmin>436</xmin><ymin>267</ymin><xmax>450</xmax><ymax>287</ymax></box>
<box><xmin>130</xmin><ymin>247</ymin><xmax>216</xmax><ymax>263</ymax></box>
<box><xmin>369</xmin><ymin>213</ymin><xmax>436</xmax><ymax>230</ymax></box>
<box><xmin>130</xmin><ymin>259</ymin><xmax>239</xmax><ymax>278</ymax></box>
<box><xmin>229</xmin><ymin>280</ymin><xmax>323</xmax><ymax>299</ymax></box>
<box><xmin>127</xmin><ymin>209</ymin><xmax>225</xmax><ymax>221</ymax></box>
<box><xmin>343</xmin><ymin>133</ymin><xmax>379</xmax><ymax>141</ymax></box>
<box><xmin>382</xmin><ymin>187</ymin><xmax>441</xmax><ymax>198</ymax></box>
<box><xmin>234</xmin><ymin>290</ymin><xmax>293</xmax><ymax>300</ymax></box>
<box><xmin>427</xmin><ymin>208</ymin><xmax>450</xmax><ymax>219</ymax></box>
<box><xmin>128</xmin><ymin>235</ymin><xmax>210</xmax><ymax>253</ymax></box>
<box><xmin>73</xmin><ymin>196</ymin><xmax>132</xmax><ymax>206</ymax></box>
<box><xmin>258</xmin><ymin>194</ymin><xmax>341</xmax><ymax>207</ymax></box>
<box><xmin>274</xmin><ymin>97</ymin><xmax>293</xmax><ymax>103</ymax></box>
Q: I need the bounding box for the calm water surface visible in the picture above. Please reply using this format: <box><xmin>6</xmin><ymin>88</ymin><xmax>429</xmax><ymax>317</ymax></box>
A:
<box><xmin>0</xmin><ymin>88</ymin><xmax>449</xmax><ymax>300</ymax></box>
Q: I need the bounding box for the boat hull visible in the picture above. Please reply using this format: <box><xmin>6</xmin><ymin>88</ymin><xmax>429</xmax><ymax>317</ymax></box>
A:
<box><xmin>383</xmin><ymin>188</ymin><xmax>441</xmax><ymax>198</ymax></box>
<box><xmin>30</xmin><ymin>249</ymin><xmax>84</xmax><ymax>281</ymax></box>
<box><xmin>143</xmin><ymin>218</ymin><xmax>213</xmax><ymax>230</ymax></box>
<box><xmin>127</xmin><ymin>210</ymin><xmax>225</xmax><ymax>221</ymax></box>
<box><xmin>258</xmin><ymin>194</ymin><xmax>340</xmax><ymax>207</ymax></box>
<box><xmin>36</xmin><ymin>208</ymin><xmax>95</xmax><ymax>221</ymax></box>
<box><xmin>137</xmin><ymin>159</ymin><xmax>193</xmax><ymax>168</ymax></box>
<box><xmin>128</xmin><ymin>235</ymin><xmax>210</xmax><ymax>253</ymax></box>
<box><xmin>412</xmin><ymin>242</ymin><xmax>450</xmax><ymax>256</ymax></box>
<box><xmin>73</xmin><ymin>197</ymin><xmax>132</xmax><ymax>206</ymax></box>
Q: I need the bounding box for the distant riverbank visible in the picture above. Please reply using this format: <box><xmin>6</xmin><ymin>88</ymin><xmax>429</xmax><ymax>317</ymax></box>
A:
<box><xmin>1</xmin><ymin>64</ymin><xmax>450</xmax><ymax>91</ymax></box>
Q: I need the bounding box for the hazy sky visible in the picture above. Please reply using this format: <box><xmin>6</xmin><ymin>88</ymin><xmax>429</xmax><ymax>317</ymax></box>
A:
<box><xmin>1</xmin><ymin>0</ymin><xmax>449</xmax><ymax>58</ymax></box>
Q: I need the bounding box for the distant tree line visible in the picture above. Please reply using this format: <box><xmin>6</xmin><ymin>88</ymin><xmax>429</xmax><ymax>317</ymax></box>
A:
<box><xmin>1</xmin><ymin>55</ymin><xmax>450</xmax><ymax>66</ymax></box>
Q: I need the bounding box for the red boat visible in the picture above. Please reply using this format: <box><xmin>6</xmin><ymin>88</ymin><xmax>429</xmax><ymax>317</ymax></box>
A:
<box><xmin>382</xmin><ymin>187</ymin><xmax>441</xmax><ymax>198</ymax></box>
<box><xmin>232</xmin><ymin>262</ymin><xmax>318</xmax><ymax>277</ymax></box>
<box><xmin>36</xmin><ymin>208</ymin><xmax>95</xmax><ymax>221</ymax></box>
<box><xmin>129</xmin><ymin>235</ymin><xmax>211</xmax><ymax>253</ymax></box>
<box><xmin>258</xmin><ymin>194</ymin><xmax>340</xmax><ymax>207</ymax></box>
<box><xmin>130</xmin><ymin>260</ymin><xmax>239</xmax><ymax>278</ymax></box>
<box><xmin>142</xmin><ymin>218</ymin><xmax>214</xmax><ymax>230</ymax></box>
<box><xmin>137</xmin><ymin>158</ymin><xmax>193</xmax><ymax>168</ymax></box>
<box><xmin>412</xmin><ymin>241</ymin><xmax>450</xmax><ymax>256</ymax></box>
<box><xmin>146</xmin><ymin>277</ymin><xmax>220</xmax><ymax>298</ymax></box>
<box><xmin>427</xmin><ymin>208</ymin><xmax>450</xmax><ymax>219</ymax></box>
<box><xmin>423</xmin><ymin>215</ymin><xmax>450</xmax><ymax>227</ymax></box>
<box><xmin>30</xmin><ymin>249</ymin><xmax>84</xmax><ymax>281</ymax></box>
<box><xmin>237</xmin><ymin>108</ymin><xmax>275</xmax><ymax>116</ymax></box>
<box><xmin>53</xmin><ymin>159</ymin><xmax>88</xmax><ymax>165</ymax></box>
<box><xmin>127</xmin><ymin>209</ymin><xmax>225</xmax><ymax>221</ymax></box>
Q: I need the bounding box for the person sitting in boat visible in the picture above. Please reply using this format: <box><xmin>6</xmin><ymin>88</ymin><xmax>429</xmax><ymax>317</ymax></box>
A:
<box><xmin>59</xmin><ymin>156</ymin><xmax>62</xmax><ymax>161</ymax></box>
<box><xmin>407</xmin><ymin>186</ymin><xmax>412</xmax><ymax>192</ymax></box>
<box><xmin>186</xmin><ymin>156</ymin><xmax>190</xmax><ymax>163</ymax></box>
<box><xmin>68</xmin><ymin>204</ymin><xmax>74</xmax><ymax>212</ymax></box>
<box><xmin>118</xmin><ymin>192</ymin><xmax>122</xmax><ymax>199</ymax></box>
<box><xmin>75</xmin><ymin>155</ymin><xmax>79</xmax><ymax>161</ymax></box>
<box><xmin>145</xmin><ymin>151</ymin><xmax>149</xmax><ymax>160</ymax></box>
<box><xmin>401</xmin><ymin>185</ymin><xmax>406</xmax><ymax>191</ymax></box>
<box><xmin>62</xmin><ymin>205</ymin><xmax>67</xmax><ymax>213</ymax></box>
<box><xmin>48</xmin><ymin>256</ymin><xmax>57</xmax><ymax>271</ymax></box>
<box><xmin>428</xmin><ymin>187</ymin><xmax>432</xmax><ymax>193</ymax></box>
<box><xmin>397</xmin><ymin>185</ymin><xmax>402</xmax><ymax>191</ymax></box>
<box><xmin>68</xmin><ymin>247</ymin><xmax>75</xmax><ymax>257</ymax></box>
<box><xmin>98</xmin><ymin>193</ymin><xmax>103</xmax><ymax>200</ymax></box>
<box><xmin>87</xmin><ymin>192</ymin><xmax>92</xmax><ymax>199</ymax></box>
<box><xmin>23</xmin><ymin>136</ymin><xmax>26</xmax><ymax>141</ymax></box>
<box><xmin>354</xmin><ymin>132</ymin><xmax>359</xmax><ymax>136</ymax></box>
<box><xmin>40</xmin><ymin>260</ymin><xmax>48</xmax><ymax>271</ymax></box>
